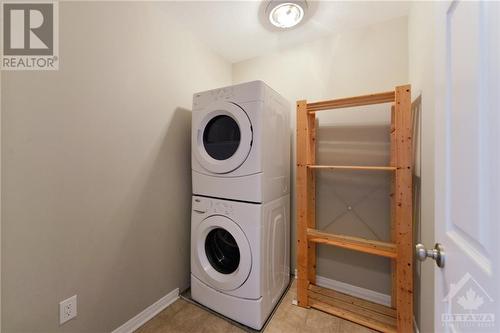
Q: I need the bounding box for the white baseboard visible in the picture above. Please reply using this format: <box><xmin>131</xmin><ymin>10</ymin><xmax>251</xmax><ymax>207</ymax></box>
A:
<box><xmin>111</xmin><ymin>288</ymin><xmax>179</xmax><ymax>333</ymax></box>
<box><xmin>294</xmin><ymin>269</ymin><xmax>391</xmax><ymax>307</ymax></box>
<box><xmin>315</xmin><ymin>275</ymin><xmax>392</xmax><ymax>307</ymax></box>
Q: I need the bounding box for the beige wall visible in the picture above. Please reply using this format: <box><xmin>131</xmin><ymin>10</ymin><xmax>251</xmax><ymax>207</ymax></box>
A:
<box><xmin>1</xmin><ymin>2</ymin><xmax>231</xmax><ymax>332</ymax></box>
<box><xmin>408</xmin><ymin>2</ymin><xmax>436</xmax><ymax>332</ymax></box>
<box><xmin>233</xmin><ymin>17</ymin><xmax>409</xmax><ymax>294</ymax></box>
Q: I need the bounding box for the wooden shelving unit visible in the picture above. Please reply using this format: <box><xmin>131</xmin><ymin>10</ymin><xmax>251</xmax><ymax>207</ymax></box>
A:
<box><xmin>296</xmin><ymin>85</ymin><xmax>413</xmax><ymax>333</ymax></box>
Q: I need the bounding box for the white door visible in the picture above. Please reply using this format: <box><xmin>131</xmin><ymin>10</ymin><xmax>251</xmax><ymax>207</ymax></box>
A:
<box><xmin>193</xmin><ymin>102</ymin><xmax>253</xmax><ymax>174</ymax></box>
<box><xmin>434</xmin><ymin>1</ymin><xmax>500</xmax><ymax>332</ymax></box>
<box><xmin>194</xmin><ymin>215</ymin><xmax>252</xmax><ymax>291</ymax></box>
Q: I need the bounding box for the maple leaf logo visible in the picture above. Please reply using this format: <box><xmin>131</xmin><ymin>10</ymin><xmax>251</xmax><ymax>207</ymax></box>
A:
<box><xmin>457</xmin><ymin>289</ymin><xmax>484</xmax><ymax>311</ymax></box>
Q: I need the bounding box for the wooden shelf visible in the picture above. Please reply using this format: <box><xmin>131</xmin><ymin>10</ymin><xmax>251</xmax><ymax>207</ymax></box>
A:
<box><xmin>307</xmin><ymin>91</ymin><xmax>395</xmax><ymax>112</ymax></box>
<box><xmin>308</xmin><ymin>285</ymin><xmax>397</xmax><ymax>333</ymax></box>
<box><xmin>307</xmin><ymin>165</ymin><xmax>396</xmax><ymax>171</ymax></box>
<box><xmin>296</xmin><ymin>85</ymin><xmax>413</xmax><ymax>332</ymax></box>
<box><xmin>307</xmin><ymin>229</ymin><xmax>397</xmax><ymax>259</ymax></box>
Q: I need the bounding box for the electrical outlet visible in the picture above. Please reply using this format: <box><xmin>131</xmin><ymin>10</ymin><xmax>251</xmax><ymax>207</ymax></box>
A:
<box><xmin>59</xmin><ymin>295</ymin><xmax>77</xmax><ymax>324</ymax></box>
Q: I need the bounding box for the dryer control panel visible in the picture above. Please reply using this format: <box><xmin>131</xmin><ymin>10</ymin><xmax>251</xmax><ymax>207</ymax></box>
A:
<box><xmin>192</xmin><ymin>197</ymin><xmax>234</xmax><ymax>217</ymax></box>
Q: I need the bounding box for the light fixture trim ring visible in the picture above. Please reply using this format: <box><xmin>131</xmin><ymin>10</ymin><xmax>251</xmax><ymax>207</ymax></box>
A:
<box><xmin>267</xmin><ymin>1</ymin><xmax>307</xmax><ymax>29</ymax></box>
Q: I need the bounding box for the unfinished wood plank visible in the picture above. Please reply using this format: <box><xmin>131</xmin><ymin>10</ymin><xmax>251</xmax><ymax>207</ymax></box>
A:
<box><xmin>308</xmin><ymin>295</ymin><xmax>397</xmax><ymax>333</ymax></box>
<box><xmin>390</xmin><ymin>104</ymin><xmax>397</xmax><ymax>309</ymax></box>
<box><xmin>306</xmin><ymin>228</ymin><xmax>397</xmax><ymax>259</ymax></box>
<box><xmin>308</xmin><ymin>165</ymin><xmax>396</xmax><ymax>171</ymax></box>
<box><xmin>307</xmin><ymin>111</ymin><xmax>317</xmax><ymax>285</ymax></box>
<box><xmin>394</xmin><ymin>85</ymin><xmax>413</xmax><ymax>332</ymax></box>
<box><xmin>309</xmin><ymin>291</ymin><xmax>396</xmax><ymax>327</ymax></box>
<box><xmin>309</xmin><ymin>284</ymin><xmax>396</xmax><ymax>318</ymax></box>
<box><xmin>296</xmin><ymin>100</ymin><xmax>310</xmax><ymax>308</ymax></box>
<box><xmin>309</xmin><ymin>299</ymin><xmax>396</xmax><ymax>333</ymax></box>
<box><xmin>307</xmin><ymin>91</ymin><xmax>395</xmax><ymax>112</ymax></box>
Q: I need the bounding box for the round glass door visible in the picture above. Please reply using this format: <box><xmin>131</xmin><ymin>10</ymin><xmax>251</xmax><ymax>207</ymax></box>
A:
<box><xmin>203</xmin><ymin>116</ymin><xmax>241</xmax><ymax>161</ymax></box>
<box><xmin>195</xmin><ymin>215</ymin><xmax>251</xmax><ymax>291</ymax></box>
<box><xmin>195</xmin><ymin>102</ymin><xmax>252</xmax><ymax>174</ymax></box>
<box><xmin>205</xmin><ymin>228</ymin><xmax>240</xmax><ymax>274</ymax></box>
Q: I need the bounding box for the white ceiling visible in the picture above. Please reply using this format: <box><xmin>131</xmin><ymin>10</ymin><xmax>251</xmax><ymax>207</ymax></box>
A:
<box><xmin>162</xmin><ymin>1</ymin><xmax>411</xmax><ymax>63</ymax></box>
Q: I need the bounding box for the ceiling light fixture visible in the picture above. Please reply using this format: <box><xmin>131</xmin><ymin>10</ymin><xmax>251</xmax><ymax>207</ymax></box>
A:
<box><xmin>267</xmin><ymin>1</ymin><xmax>307</xmax><ymax>29</ymax></box>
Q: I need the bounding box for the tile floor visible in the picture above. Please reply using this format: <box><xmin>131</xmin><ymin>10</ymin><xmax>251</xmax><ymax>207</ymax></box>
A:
<box><xmin>136</xmin><ymin>280</ymin><xmax>377</xmax><ymax>333</ymax></box>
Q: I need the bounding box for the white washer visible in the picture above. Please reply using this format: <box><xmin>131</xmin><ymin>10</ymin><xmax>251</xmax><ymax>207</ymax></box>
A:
<box><xmin>192</xmin><ymin>81</ymin><xmax>290</xmax><ymax>203</ymax></box>
<box><xmin>190</xmin><ymin>195</ymin><xmax>290</xmax><ymax>330</ymax></box>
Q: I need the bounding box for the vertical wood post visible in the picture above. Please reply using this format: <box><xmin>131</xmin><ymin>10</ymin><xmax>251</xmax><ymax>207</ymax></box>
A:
<box><xmin>390</xmin><ymin>105</ymin><xmax>397</xmax><ymax>309</ymax></box>
<box><xmin>296</xmin><ymin>100</ymin><xmax>313</xmax><ymax>307</ymax></box>
<box><xmin>394</xmin><ymin>85</ymin><xmax>413</xmax><ymax>332</ymax></box>
<box><xmin>307</xmin><ymin>110</ymin><xmax>317</xmax><ymax>285</ymax></box>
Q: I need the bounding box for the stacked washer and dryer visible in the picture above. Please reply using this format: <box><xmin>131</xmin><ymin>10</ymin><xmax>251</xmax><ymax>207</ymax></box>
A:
<box><xmin>190</xmin><ymin>81</ymin><xmax>290</xmax><ymax>330</ymax></box>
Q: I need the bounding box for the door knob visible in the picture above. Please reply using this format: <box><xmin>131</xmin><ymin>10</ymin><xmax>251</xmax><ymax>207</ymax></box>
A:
<box><xmin>415</xmin><ymin>243</ymin><xmax>445</xmax><ymax>268</ymax></box>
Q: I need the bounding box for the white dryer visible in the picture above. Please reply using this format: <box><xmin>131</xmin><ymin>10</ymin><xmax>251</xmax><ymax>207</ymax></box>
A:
<box><xmin>190</xmin><ymin>195</ymin><xmax>290</xmax><ymax>330</ymax></box>
<box><xmin>192</xmin><ymin>81</ymin><xmax>290</xmax><ymax>203</ymax></box>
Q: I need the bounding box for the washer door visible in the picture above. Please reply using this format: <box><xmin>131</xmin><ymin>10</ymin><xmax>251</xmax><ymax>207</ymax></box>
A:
<box><xmin>195</xmin><ymin>215</ymin><xmax>252</xmax><ymax>291</ymax></box>
<box><xmin>195</xmin><ymin>102</ymin><xmax>252</xmax><ymax>174</ymax></box>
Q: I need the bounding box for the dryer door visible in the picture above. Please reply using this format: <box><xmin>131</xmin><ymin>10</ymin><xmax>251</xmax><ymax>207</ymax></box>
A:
<box><xmin>195</xmin><ymin>102</ymin><xmax>253</xmax><ymax>174</ymax></box>
<box><xmin>195</xmin><ymin>215</ymin><xmax>252</xmax><ymax>291</ymax></box>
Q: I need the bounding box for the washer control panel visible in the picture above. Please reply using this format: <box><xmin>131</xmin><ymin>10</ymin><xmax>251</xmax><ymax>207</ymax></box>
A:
<box><xmin>192</xmin><ymin>197</ymin><xmax>234</xmax><ymax>217</ymax></box>
<box><xmin>193</xmin><ymin>87</ymin><xmax>235</xmax><ymax>109</ymax></box>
